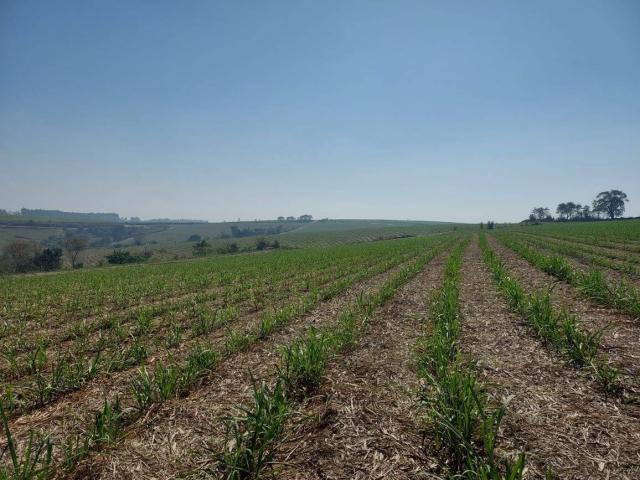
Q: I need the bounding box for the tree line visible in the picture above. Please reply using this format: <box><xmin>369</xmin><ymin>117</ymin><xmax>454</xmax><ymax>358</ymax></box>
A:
<box><xmin>0</xmin><ymin>233</ymin><xmax>156</xmax><ymax>273</ymax></box>
<box><xmin>529</xmin><ymin>190</ymin><xmax>629</xmax><ymax>222</ymax></box>
<box><xmin>192</xmin><ymin>237</ymin><xmax>281</xmax><ymax>257</ymax></box>
<box><xmin>277</xmin><ymin>214</ymin><xmax>313</xmax><ymax>222</ymax></box>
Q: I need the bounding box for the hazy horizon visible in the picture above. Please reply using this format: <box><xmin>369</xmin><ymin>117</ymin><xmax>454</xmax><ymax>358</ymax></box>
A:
<box><xmin>2</xmin><ymin>1</ymin><xmax>639</xmax><ymax>223</ymax></box>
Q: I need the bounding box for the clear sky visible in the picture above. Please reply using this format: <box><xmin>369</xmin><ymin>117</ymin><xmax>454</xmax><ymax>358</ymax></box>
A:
<box><xmin>1</xmin><ymin>0</ymin><xmax>639</xmax><ymax>222</ymax></box>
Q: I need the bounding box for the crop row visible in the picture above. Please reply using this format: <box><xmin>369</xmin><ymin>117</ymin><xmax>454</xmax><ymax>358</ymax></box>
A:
<box><xmin>2</xmin><ymin>237</ymin><xmax>446</xmax><ymax>420</ymax></box>
<box><xmin>525</xmin><ymin>231</ymin><xmax>640</xmax><ymax>262</ymax></box>
<box><xmin>0</xmin><ymin>240</ymin><xmax>432</xmax><ymax>329</ymax></box>
<box><xmin>0</xmin><ymin>241</ymin><xmax>410</xmax><ymax>341</ymax></box>
<box><xmin>480</xmin><ymin>234</ymin><xmax>620</xmax><ymax>394</ymax></box>
<box><xmin>513</xmin><ymin>232</ymin><xmax>639</xmax><ymax>276</ymax></box>
<box><xmin>0</xmin><ymin>235</ymin><xmax>457</xmax><ymax>478</ymax></box>
<box><xmin>416</xmin><ymin>239</ymin><xmax>526</xmax><ymax>478</ymax></box>
<box><xmin>0</xmin><ymin>247</ymin><xmax>391</xmax><ymax>382</ymax></box>
<box><xmin>493</xmin><ymin>234</ymin><xmax>640</xmax><ymax>318</ymax></box>
<box><xmin>216</xmin><ymin>237</ymin><xmax>454</xmax><ymax>478</ymax></box>
<box><xmin>1</xmin><ymin>238</ymin><xmax>435</xmax><ymax>362</ymax></box>
<box><xmin>513</xmin><ymin>220</ymin><xmax>640</xmax><ymax>246</ymax></box>
<box><xmin>0</xmin><ymin>254</ymin><xmax>342</xmax><ymax>343</ymax></box>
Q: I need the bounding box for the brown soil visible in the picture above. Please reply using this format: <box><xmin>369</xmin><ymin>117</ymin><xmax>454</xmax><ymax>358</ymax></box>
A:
<box><xmin>488</xmin><ymin>235</ymin><xmax>640</xmax><ymax>399</ymax></box>
<box><xmin>460</xmin><ymin>237</ymin><xmax>640</xmax><ymax>479</ymax></box>
<box><xmin>269</xmin><ymin>251</ymin><xmax>448</xmax><ymax>480</ymax></box>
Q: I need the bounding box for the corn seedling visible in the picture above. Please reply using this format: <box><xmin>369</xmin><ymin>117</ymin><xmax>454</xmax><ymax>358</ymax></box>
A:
<box><xmin>0</xmin><ymin>402</ymin><xmax>53</xmax><ymax>480</ymax></box>
<box><xmin>218</xmin><ymin>378</ymin><xmax>290</xmax><ymax>480</ymax></box>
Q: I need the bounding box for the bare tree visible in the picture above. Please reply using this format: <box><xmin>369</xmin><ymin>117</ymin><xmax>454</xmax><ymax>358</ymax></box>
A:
<box><xmin>64</xmin><ymin>235</ymin><xmax>88</xmax><ymax>268</ymax></box>
<box><xmin>1</xmin><ymin>240</ymin><xmax>38</xmax><ymax>273</ymax></box>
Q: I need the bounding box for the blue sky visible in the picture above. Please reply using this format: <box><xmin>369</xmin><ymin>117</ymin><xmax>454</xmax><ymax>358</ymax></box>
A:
<box><xmin>1</xmin><ymin>0</ymin><xmax>639</xmax><ymax>222</ymax></box>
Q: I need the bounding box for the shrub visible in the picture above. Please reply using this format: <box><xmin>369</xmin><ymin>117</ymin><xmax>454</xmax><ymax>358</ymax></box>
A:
<box><xmin>255</xmin><ymin>237</ymin><xmax>268</xmax><ymax>251</ymax></box>
<box><xmin>192</xmin><ymin>240</ymin><xmax>211</xmax><ymax>256</ymax></box>
<box><xmin>105</xmin><ymin>250</ymin><xmax>146</xmax><ymax>264</ymax></box>
<box><xmin>33</xmin><ymin>248</ymin><xmax>64</xmax><ymax>271</ymax></box>
<box><xmin>216</xmin><ymin>242</ymin><xmax>239</xmax><ymax>255</ymax></box>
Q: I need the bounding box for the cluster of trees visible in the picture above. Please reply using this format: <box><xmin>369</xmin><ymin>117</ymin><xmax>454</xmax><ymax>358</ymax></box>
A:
<box><xmin>276</xmin><ymin>215</ymin><xmax>313</xmax><ymax>222</ymax></box>
<box><xmin>1</xmin><ymin>231</ymin><xmax>154</xmax><ymax>273</ymax></box>
<box><xmin>0</xmin><ymin>235</ymin><xmax>89</xmax><ymax>273</ymax></box>
<box><xmin>0</xmin><ymin>241</ymin><xmax>63</xmax><ymax>273</ymax></box>
<box><xmin>254</xmin><ymin>237</ymin><xmax>280</xmax><ymax>251</ymax></box>
<box><xmin>529</xmin><ymin>190</ymin><xmax>629</xmax><ymax>222</ymax></box>
<box><xmin>216</xmin><ymin>242</ymin><xmax>239</xmax><ymax>254</ymax></box>
<box><xmin>193</xmin><ymin>237</ymin><xmax>281</xmax><ymax>257</ymax></box>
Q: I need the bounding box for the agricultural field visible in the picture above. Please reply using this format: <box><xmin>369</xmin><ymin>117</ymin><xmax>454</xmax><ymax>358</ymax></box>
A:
<box><xmin>1</xmin><ymin>221</ymin><xmax>640</xmax><ymax>479</ymax></box>
<box><xmin>0</xmin><ymin>219</ymin><xmax>461</xmax><ymax>269</ymax></box>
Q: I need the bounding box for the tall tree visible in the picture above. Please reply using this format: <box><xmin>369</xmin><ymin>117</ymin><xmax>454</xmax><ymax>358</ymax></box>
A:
<box><xmin>592</xmin><ymin>190</ymin><xmax>628</xmax><ymax>219</ymax></box>
<box><xmin>570</xmin><ymin>202</ymin><xmax>583</xmax><ymax>219</ymax></box>
<box><xmin>556</xmin><ymin>203</ymin><xmax>569</xmax><ymax>220</ymax></box>
<box><xmin>531</xmin><ymin>207</ymin><xmax>550</xmax><ymax>221</ymax></box>
<box><xmin>64</xmin><ymin>235</ymin><xmax>88</xmax><ymax>268</ymax></box>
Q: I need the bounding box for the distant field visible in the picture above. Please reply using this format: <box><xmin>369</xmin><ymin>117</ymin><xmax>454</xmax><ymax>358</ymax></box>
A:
<box><xmin>276</xmin><ymin>222</ymin><xmax>462</xmax><ymax>248</ymax></box>
<box><xmin>0</xmin><ymin>225</ymin><xmax>66</xmax><ymax>250</ymax></box>
<box><xmin>508</xmin><ymin>218</ymin><xmax>640</xmax><ymax>242</ymax></box>
<box><xmin>0</xmin><ymin>218</ymin><xmax>464</xmax><ymax>269</ymax></box>
<box><xmin>288</xmin><ymin>218</ymin><xmax>450</xmax><ymax>232</ymax></box>
<box><xmin>142</xmin><ymin>220</ymin><xmax>302</xmax><ymax>244</ymax></box>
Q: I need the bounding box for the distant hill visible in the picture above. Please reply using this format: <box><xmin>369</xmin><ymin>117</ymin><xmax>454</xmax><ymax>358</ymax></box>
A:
<box><xmin>19</xmin><ymin>209</ymin><xmax>122</xmax><ymax>223</ymax></box>
<box><xmin>292</xmin><ymin>218</ymin><xmax>452</xmax><ymax>232</ymax></box>
<box><xmin>0</xmin><ymin>216</ymin><xmax>466</xmax><ymax>269</ymax></box>
<box><xmin>0</xmin><ymin>209</ymin><xmax>209</xmax><ymax>225</ymax></box>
